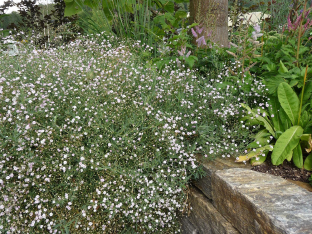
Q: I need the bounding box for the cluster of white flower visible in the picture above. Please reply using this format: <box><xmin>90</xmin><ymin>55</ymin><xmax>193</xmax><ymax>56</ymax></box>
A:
<box><xmin>0</xmin><ymin>30</ymin><xmax>267</xmax><ymax>233</ymax></box>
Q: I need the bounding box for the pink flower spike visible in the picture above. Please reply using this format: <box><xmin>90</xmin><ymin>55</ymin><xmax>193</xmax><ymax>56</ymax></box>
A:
<box><xmin>186</xmin><ymin>51</ymin><xmax>191</xmax><ymax>58</ymax></box>
<box><xmin>177</xmin><ymin>45</ymin><xmax>186</xmax><ymax>56</ymax></box>
<box><xmin>191</xmin><ymin>28</ymin><xmax>198</xmax><ymax>38</ymax></box>
<box><xmin>304</xmin><ymin>10</ymin><xmax>310</xmax><ymax>19</ymax></box>
<box><xmin>177</xmin><ymin>49</ymin><xmax>184</xmax><ymax>56</ymax></box>
<box><xmin>303</xmin><ymin>19</ymin><xmax>312</xmax><ymax>34</ymax></box>
<box><xmin>293</xmin><ymin>14</ymin><xmax>303</xmax><ymax>30</ymax></box>
<box><xmin>195</xmin><ymin>26</ymin><xmax>204</xmax><ymax>35</ymax></box>
<box><xmin>196</xmin><ymin>36</ymin><xmax>207</xmax><ymax>47</ymax></box>
<box><xmin>253</xmin><ymin>24</ymin><xmax>261</xmax><ymax>33</ymax></box>
<box><xmin>287</xmin><ymin>15</ymin><xmax>294</xmax><ymax>30</ymax></box>
<box><xmin>207</xmin><ymin>31</ymin><xmax>212</xmax><ymax>37</ymax></box>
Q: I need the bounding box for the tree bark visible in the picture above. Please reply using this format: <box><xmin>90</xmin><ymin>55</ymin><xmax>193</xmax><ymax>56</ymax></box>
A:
<box><xmin>189</xmin><ymin>0</ymin><xmax>228</xmax><ymax>47</ymax></box>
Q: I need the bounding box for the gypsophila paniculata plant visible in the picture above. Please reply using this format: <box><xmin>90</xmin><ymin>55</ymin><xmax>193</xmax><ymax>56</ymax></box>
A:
<box><xmin>0</xmin><ymin>27</ymin><xmax>269</xmax><ymax>233</ymax></box>
<box><xmin>0</xmin><ymin>32</ymin><xmax>204</xmax><ymax>233</ymax></box>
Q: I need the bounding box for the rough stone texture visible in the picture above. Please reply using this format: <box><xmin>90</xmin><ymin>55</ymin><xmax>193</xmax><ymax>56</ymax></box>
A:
<box><xmin>287</xmin><ymin>179</ymin><xmax>312</xmax><ymax>192</ymax></box>
<box><xmin>181</xmin><ymin>187</ymin><xmax>239</xmax><ymax>234</ymax></box>
<box><xmin>193</xmin><ymin>157</ymin><xmax>251</xmax><ymax>199</ymax></box>
<box><xmin>180</xmin><ymin>215</ymin><xmax>199</xmax><ymax>234</ymax></box>
<box><xmin>212</xmin><ymin>168</ymin><xmax>312</xmax><ymax>234</ymax></box>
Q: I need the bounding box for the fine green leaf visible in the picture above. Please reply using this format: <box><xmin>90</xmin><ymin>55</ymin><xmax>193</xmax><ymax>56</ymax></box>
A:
<box><xmin>277</xmin><ymin>82</ymin><xmax>299</xmax><ymax>126</ymax></box>
<box><xmin>241</xmin><ymin>103</ymin><xmax>275</xmax><ymax>136</ymax></box>
<box><xmin>271</xmin><ymin>126</ymin><xmax>303</xmax><ymax>165</ymax></box>
<box><xmin>293</xmin><ymin>143</ymin><xmax>303</xmax><ymax>168</ymax></box>
<box><xmin>0</xmin><ymin>14</ymin><xmax>9</xmax><ymax>20</ymax></box>
<box><xmin>265</xmin><ymin>63</ymin><xmax>276</xmax><ymax>72</ymax></box>
<box><xmin>299</xmin><ymin>46</ymin><xmax>309</xmax><ymax>55</ymax></box>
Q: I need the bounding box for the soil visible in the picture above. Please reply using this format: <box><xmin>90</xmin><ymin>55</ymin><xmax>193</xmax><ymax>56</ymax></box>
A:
<box><xmin>251</xmin><ymin>158</ymin><xmax>312</xmax><ymax>184</ymax></box>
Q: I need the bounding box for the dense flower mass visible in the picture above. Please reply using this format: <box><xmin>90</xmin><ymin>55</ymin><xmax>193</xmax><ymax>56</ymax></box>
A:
<box><xmin>0</xmin><ymin>32</ymin><xmax>266</xmax><ymax>233</ymax></box>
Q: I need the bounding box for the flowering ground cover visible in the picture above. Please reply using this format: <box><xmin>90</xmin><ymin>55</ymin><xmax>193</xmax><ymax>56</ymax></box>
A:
<box><xmin>0</xmin><ymin>30</ymin><xmax>268</xmax><ymax>233</ymax></box>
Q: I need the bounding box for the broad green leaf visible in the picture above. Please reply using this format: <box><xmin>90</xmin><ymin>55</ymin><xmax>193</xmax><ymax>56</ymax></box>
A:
<box><xmin>278</xmin><ymin>82</ymin><xmax>299</xmax><ymax>126</ymax></box>
<box><xmin>279</xmin><ymin>107</ymin><xmax>291</xmax><ymax>130</ymax></box>
<box><xmin>300</xmin><ymin>134</ymin><xmax>311</xmax><ymax>142</ymax></box>
<box><xmin>271</xmin><ymin>126</ymin><xmax>303</xmax><ymax>165</ymax></box>
<box><xmin>264</xmin><ymin>76</ymin><xmax>285</xmax><ymax>95</ymax></box>
<box><xmin>293</xmin><ymin>143</ymin><xmax>303</xmax><ymax>168</ymax></box>
<box><xmin>235</xmin><ymin>145</ymin><xmax>274</xmax><ymax>162</ymax></box>
<box><xmin>184</xmin><ymin>56</ymin><xmax>197</xmax><ymax>69</ymax></box>
<box><xmin>64</xmin><ymin>0</ymin><xmax>83</xmax><ymax>16</ymax></box>
<box><xmin>175</xmin><ymin>10</ymin><xmax>187</xmax><ymax>19</ymax></box>
<box><xmin>288</xmin><ymin>80</ymin><xmax>298</xmax><ymax>87</ymax></box>
<box><xmin>278</xmin><ymin>60</ymin><xmax>288</xmax><ymax>73</ymax></box>
<box><xmin>163</xmin><ymin>1</ymin><xmax>174</xmax><ymax>13</ymax></box>
<box><xmin>241</xmin><ymin>103</ymin><xmax>275</xmax><ymax>136</ymax></box>
<box><xmin>301</xmin><ymin>81</ymin><xmax>312</xmax><ymax>103</ymax></box>
<box><xmin>285</xmin><ymin>150</ymin><xmax>293</xmax><ymax>162</ymax></box>
<box><xmin>250</xmin><ymin>150</ymin><xmax>268</xmax><ymax>166</ymax></box>
<box><xmin>299</xmin><ymin>110</ymin><xmax>309</xmax><ymax>128</ymax></box>
<box><xmin>268</xmin><ymin>96</ymin><xmax>284</xmax><ymax>132</ymax></box>
<box><xmin>304</xmin><ymin>153</ymin><xmax>312</xmax><ymax>171</ymax></box>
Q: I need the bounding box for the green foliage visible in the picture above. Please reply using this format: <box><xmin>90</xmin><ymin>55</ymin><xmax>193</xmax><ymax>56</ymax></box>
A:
<box><xmin>240</xmin><ymin>81</ymin><xmax>312</xmax><ymax>169</ymax></box>
<box><xmin>271</xmin><ymin>126</ymin><xmax>303</xmax><ymax>165</ymax></box>
<box><xmin>65</xmin><ymin>0</ymin><xmax>190</xmax><ymax>50</ymax></box>
<box><xmin>0</xmin><ymin>12</ymin><xmax>22</xmax><ymax>29</ymax></box>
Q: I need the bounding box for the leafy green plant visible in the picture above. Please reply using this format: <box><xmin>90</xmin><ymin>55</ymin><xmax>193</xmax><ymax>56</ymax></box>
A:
<box><xmin>237</xmin><ymin>67</ymin><xmax>312</xmax><ymax>169</ymax></box>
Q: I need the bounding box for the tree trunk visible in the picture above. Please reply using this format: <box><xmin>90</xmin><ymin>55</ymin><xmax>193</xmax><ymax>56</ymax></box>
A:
<box><xmin>189</xmin><ymin>0</ymin><xmax>228</xmax><ymax>47</ymax></box>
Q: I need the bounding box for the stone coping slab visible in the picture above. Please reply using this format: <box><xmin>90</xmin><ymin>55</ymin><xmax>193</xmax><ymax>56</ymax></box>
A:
<box><xmin>186</xmin><ymin>158</ymin><xmax>312</xmax><ymax>234</ymax></box>
<box><xmin>211</xmin><ymin>168</ymin><xmax>312</xmax><ymax>234</ymax></box>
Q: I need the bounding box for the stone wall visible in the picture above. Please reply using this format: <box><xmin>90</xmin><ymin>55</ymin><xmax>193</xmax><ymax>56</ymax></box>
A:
<box><xmin>180</xmin><ymin>158</ymin><xmax>312</xmax><ymax>234</ymax></box>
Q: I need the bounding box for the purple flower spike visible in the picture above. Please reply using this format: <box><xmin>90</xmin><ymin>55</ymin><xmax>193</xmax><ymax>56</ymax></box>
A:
<box><xmin>186</xmin><ymin>51</ymin><xmax>191</xmax><ymax>58</ymax></box>
<box><xmin>191</xmin><ymin>28</ymin><xmax>198</xmax><ymax>38</ymax></box>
